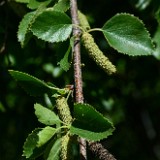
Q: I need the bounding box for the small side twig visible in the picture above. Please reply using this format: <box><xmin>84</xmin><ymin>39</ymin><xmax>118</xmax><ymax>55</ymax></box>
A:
<box><xmin>88</xmin><ymin>141</ymin><xmax>117</xmax><ymax>160</ymax></box>
<box><xmin>70</xmin><ymin>0</ymin><xmax>87</xmax><ymax>160</ymax></box>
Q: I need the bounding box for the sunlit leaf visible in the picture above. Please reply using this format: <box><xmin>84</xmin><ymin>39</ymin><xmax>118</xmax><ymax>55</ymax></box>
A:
<box><xmin>34</xmin><ymin>103</ymin><xmax>62</xmax><ymax>125</ymax></box>
<box><xmin>27</xmin><ymin>0</ymin><xmax>52</xmax><ymax>10</ymax></box>
<box><xmin>31</xmin><ymin>10</ymin><xmax>72</xmax><ymax>42</ymax></box>
<box><xmin>102</xmin><ymin>13</ymin><xmax>154</xmax><ymax>56</ymax></box>
<box><xmin>53</xmin><ymin>0</ymin><xmax>70</xmax><ymax>12</ymax></box>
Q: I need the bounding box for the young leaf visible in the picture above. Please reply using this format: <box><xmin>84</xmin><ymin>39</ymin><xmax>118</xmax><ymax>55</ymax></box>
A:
<box><xmin>47</xmin><ymin>138</ymin><xmax>62</xmax><ymax>160</ymax></box>
<box><xmin>70</xmin><ymin>103</ymin><xmax>115</xmax><ymax>141</ymax></box>
<box><xmin>53</xmin><ymin>0</ymin><xmax>70</xmax><ymax>12</ymax></box>
<box><xmin>34</xmin><ymin>103</ymin><xmax>62</xmax><ymax>125</ymax></box>
<box><xmin>102</xmin><ymin>13</ymin><xmax>154</xmax><ymax>56</ymax></box>
<box><xmin>17</xmin><ymin>11</ymin><xmax>36</xmax><ymax>47</ymax></box>
<box><xmin>9</xmin><ymin>70</ymin><xmax>67</xmax><ymax>96</ymax></box>
<box><xmin>37</xmin><ymin>126</ymin><xmax>56</xmax><ymax>147</ymax></box>
<box><xmin>57</xmin><ymin>45</ymin><xmax>71</xmax><ymax>71</ymax></box>
<box><xmin>23</xmin><ymin>128</ymin><xmax>40</xmax><ymax>158</ymax></box>
<box><xmin>31</xmin><ymin>10</ymin><xmax>72</xmax><ymax>43</ymax></box>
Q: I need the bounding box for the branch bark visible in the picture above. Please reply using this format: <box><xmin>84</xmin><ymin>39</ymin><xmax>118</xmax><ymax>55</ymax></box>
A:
<box><xmin>70</xmin><ymin>0</ymin><xmax>87</xmax><ymax>160</ymax></box>
<box><xmin>88</xmin><ymin>142</ymin><xmax>117</xmax><ymax>160</ymax></box>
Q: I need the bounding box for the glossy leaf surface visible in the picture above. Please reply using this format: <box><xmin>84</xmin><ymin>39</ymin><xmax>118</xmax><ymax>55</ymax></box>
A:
<box><xmin>70</xmin><ymin>103</ymin><xmax>114</xmax><ymax>141</ymax></box>
<box><xmin>102</xmin><ymin>13</ymin><xmax>154</xmax><ymax>56</ymax></box>
<box><xmin>31</xmin><ymin>10</ymin><xmax>72</xmax><ymax>42</ymax></box>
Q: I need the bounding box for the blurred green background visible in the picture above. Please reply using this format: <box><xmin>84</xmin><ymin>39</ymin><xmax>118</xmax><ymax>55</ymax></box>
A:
<box><xmin>0</xmin><ymin>0</ymin><xmax>160</xmax><ymax>159</ymax></box>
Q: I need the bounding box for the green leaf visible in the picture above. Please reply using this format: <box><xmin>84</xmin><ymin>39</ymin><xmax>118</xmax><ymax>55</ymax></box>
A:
<box><xmin>34</xmin><ymin>103</ymin><xmax>62</xmax><ymax>125</ymax></box>
<box><xmin>153</xmin><ymin>26</ymin><xmax>160</xmax><ymax>60</ymax></box>
<box><xmin>15</xmin><ymin>0</ymin><xmax>29</xmax><ymax>3</ymax></box>
<box><xmin>23</xmin><ymin>128</ymin><xmax>56</xmax><ymax>159</ymax></box>
<box><xmin>70</xmin><ymin>103</ymin><xmax>115</xmax><ymax>141</ymax></box>
<box><xmin>17</xmin><ymin>11</ymin><xmax>36</xmax><ymax>47</ymax></box>
<box><xmin>9</xmin><ymin>70</ymin><xmax>56</xmax><ymax>96</ymax></box>
<box><xmin>31</xmin><ymin>10</ymin><xmax>72</xmax><ymax>43</ymax></box>
<box><xmin>57</xmin><ymin>45</ymin><xmax>71</xmax><ymax>71</ymax></box>
<box><xmin>47</xmin><ymin>138</ymin><xmax>62</xmax><ymax>160</ymax></box>
<box><xmin>102</xmin><ymin>13</ymin><xmax>154</xmax><ymax>56</ymax></box>
<box><xmin>23</xmin><ymin>128</ymin><xmax>40</xmax><ymax>158</ymax></box>
<box><xmin>27</xmin><ymin>0</ymin><xmax>52</xmax><ymax>10</ymax></box>
<box><xmin>53</xmin><ymin>0</ymin><xmax>70</xmax><ymax>12</ymax></box>
<box><xmin>9</xmin><ymin>70</ymin><xmax>68</xmax><ymax>96</ymax></box>
<box><xmin>37</xmin><ymin>126</ymin><xmax>56</xmax><ymax>147</ymax></box>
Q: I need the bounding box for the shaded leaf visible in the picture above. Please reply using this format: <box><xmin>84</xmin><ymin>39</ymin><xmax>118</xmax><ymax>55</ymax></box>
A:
<box><xmin>31</xmin><ymin>10</ymin><xmax>72</xmax><ymax>43</ymax></box>
<box><xmin>9</xmin><ymin>70</ymin><xmax>67</xmax><ymax>96</ymax></box>
<box><xmin>102</xmin><ymin>13</ymin><xmax>154</xmax><ymax>56</ymax></box>
<box><xmin>9</xmin><ymin>70</ymin><xmax>55</xmax><ymax>96</ymax></box>
<box><xmin>70</xmin><ymin>103</ymin><xmax>115</xmax><ymax>141</ymax></box>
<box><xmin>22</xmin><ymin>128</ymin><xmax>56</xmax><ymax>159</ymax></box>
<box><xmin>37</xmin><ymin>126</ymin><xmax>56</xmax><ymax>147</ymax></box>
<box><xmin>156</xmin><ymin>8</ymin><xmax>160</xmax><ymax>25</ymax></box>
<box><xmin>153</xmin><ymin>26</ymin><xmax>160</xmax><ymax>60</ymax></box>
<box><xmin>47</xmin><ymin>138</ymin><xmax>62</xmax><ymax>160</ymax></box>
<box><xmin>34</xmin><ymin>103</ymin><xmax>62</xmax><ymax>125</ymax></box>
<box><xmin>23</xmin><ymin>128</ymin><xmax>40</xmax><ymax>158</ymax></box>
<box><xmin>15</xmin><ymin>0</ymin><xmax>29</xmax><ymax>3</ymax></box>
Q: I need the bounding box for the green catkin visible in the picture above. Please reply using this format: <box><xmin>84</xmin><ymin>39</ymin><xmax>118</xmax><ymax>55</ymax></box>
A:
<box><xmin>56</xmin><ymin>97</ymin><xmax>72</xmax><ymax>125</ymax></box>
<box><xmin>78</xmin><ymin>10</ymin><xmax>90</xmax><ymax>31</ymax></box>
<box><xmin>82</xmin><ymin>32</ymin><xmax>116</xmax><ymax>75</ymax></box>
<box><xmin>61</xmin><ymin>134</ymin><xmax>73</xmax><ymax>160</ymax></box>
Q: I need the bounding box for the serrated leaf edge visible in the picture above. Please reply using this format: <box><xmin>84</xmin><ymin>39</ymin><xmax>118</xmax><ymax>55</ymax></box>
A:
<box><xmin>8</xmin><ymin>70</ymin><xmax>51</xmax><ymax>96</ymax></box>
<box><xmin>22</xmin><ymin>128</ymin><xmax>41</xmax><ymax>158</ymax></box>
<box><xmin>102</xmin><ymin>13</ymin><xmax>154</xmax><ymax>56</ymax></box>
<box><xmin>30</xmin><ymin>9</ymin><xmax>72</xmax><ymax>43</ymax></box>
<box><xmin>74</xmin><ymin>103</ymin><xmax>114</xmax><ymax>127</ymax></box>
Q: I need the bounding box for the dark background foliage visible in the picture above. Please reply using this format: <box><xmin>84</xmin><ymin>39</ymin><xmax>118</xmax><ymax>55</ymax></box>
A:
<box><xmin>0</xmin><ymin>0</ymin><xmax>160</xmax><ymax>159</ymax></box>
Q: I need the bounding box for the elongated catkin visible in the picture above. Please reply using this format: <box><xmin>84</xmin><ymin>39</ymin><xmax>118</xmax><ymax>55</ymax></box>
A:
<box><xmin>82</xmin><ymin>32</ymin><xmax>116</xmax><ymax>75</ymax></box>
<box><xmin>56</xmin><ymin>97</ymin><xmax>72</xmax><ymax>125</ymax></box>
<box><xmin>61</xmin><ymin>134</ymin><xmax>73</xmax><ymax>160</ymax></box>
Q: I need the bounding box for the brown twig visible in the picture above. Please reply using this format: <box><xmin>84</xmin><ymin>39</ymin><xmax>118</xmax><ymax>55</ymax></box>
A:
<box><xmin>70</xmin><ymin>0</ymin><xmax>87</xmax><ymax>159</ymax></box>
<box><xmin>88</xmin><ymin>141</ymin><xmax>117</xmax><ymax>160</ymax></box>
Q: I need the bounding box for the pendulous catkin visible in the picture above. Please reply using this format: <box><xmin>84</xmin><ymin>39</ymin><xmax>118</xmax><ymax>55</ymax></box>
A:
<box><xmin>82</xmin><ymin>32</ymin><xmax>116</xmax><ymax>75</ymax></box>
<box><xmin>56</xmin><ymin>97</ymin><xmax>72</xmax><ymax>125</ymax></box>
<box><xmin>61</xmin><ymin>134</ymin><xmax>73</xmax><ymax>160</ymax></box>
